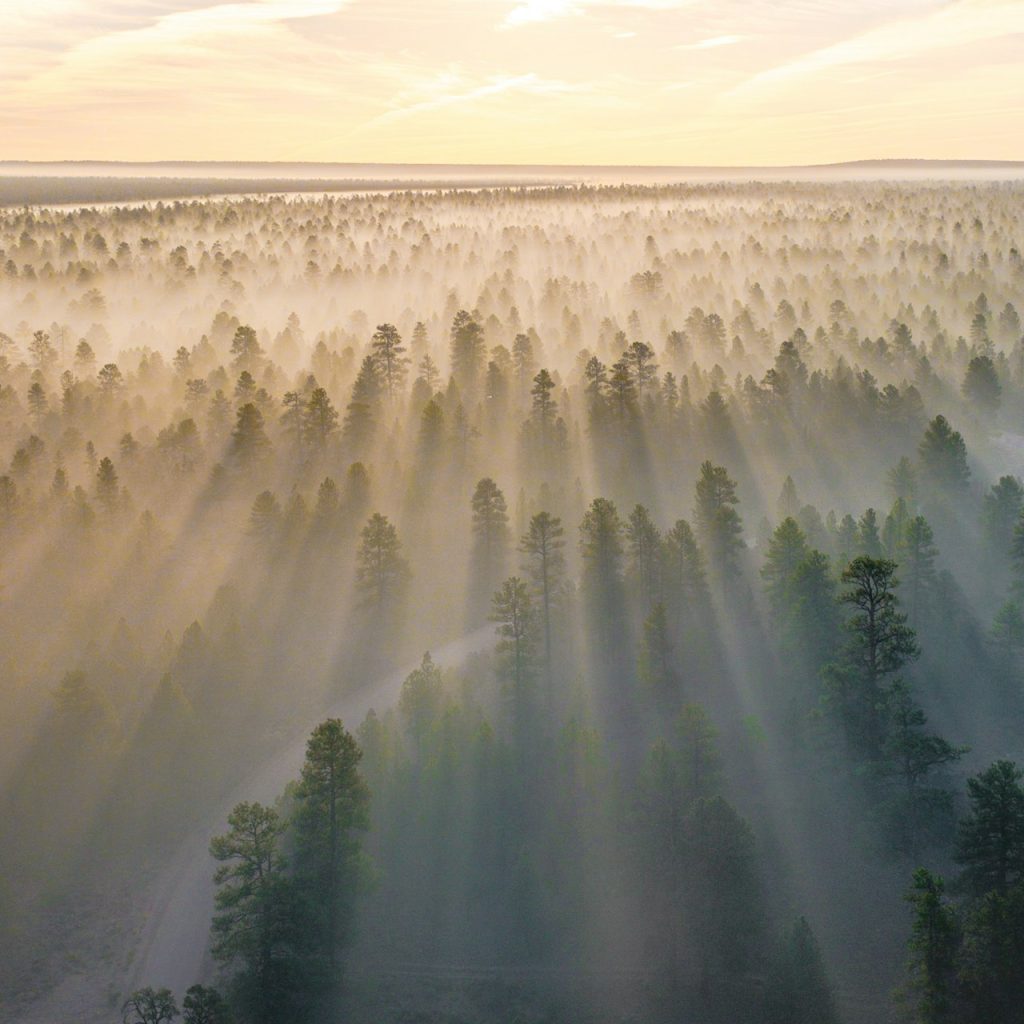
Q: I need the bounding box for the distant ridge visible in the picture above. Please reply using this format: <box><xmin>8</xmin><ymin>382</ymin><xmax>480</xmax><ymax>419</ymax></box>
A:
<box><xmin>3</xmin><ymin>157</ymin><xmax>1024</xmax><ymax>175</ymax></box>
<box><xmin>2</xmin><ymin>158</ymin><xmax>1023</xmax><ymax>207</ymax></box>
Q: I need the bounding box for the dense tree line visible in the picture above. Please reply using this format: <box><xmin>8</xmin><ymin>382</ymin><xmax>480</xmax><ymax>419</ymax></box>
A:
<box><xmin>2</xmin><ymin>182</ymin><xmax>1024</xmax><ymax>1022</ymax></box>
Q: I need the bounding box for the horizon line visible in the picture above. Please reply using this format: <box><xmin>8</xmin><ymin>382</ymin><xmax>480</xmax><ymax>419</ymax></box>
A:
<box><xmin>4</xmin><ymin>157</ymin><xmax>1024</xmax><ymax>172</ymax></box>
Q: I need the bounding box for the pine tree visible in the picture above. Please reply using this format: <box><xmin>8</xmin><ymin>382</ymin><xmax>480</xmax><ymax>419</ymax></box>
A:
<box><xmin>898</xmin><ymin>515</ymin><xmax>939</xmax><ymax>625</ymax></box>
<box><xmin>230</xmin><ymin>403</ymin><xmax>271</xmax><ymax>471</ymax></box>
<box><xmin>638</xmin><ymin>602</ymin><xmax>677</xmax><ymax>697</ymax></box>
<box><xmin>511</xmin><ymin>333</ymin><xmax>536</xmax><ymax>397</ymax></box>
<box><xmin>991</xmin><ymin>601</ymin><xmax>1024</xmax><ymax>665</ymax></box>
<box><xmin>341</xmin><ymin>356</ymin><xmax>382</xmax><ymax>458</ymax></box>
<box><xmin>764</xmin><ymin>917</ymin><xmax>839</xmax><ymax>1024</ymax></box>
<box><xmin>694</xmin><ymin>461</ymin><xmax>744</xmax><ymax>582</ymax></box>
<box><xmin>96</xmin><ymin>456</ymin><xmax>120</xmax><ymax>518</ymax></box>
<box><xmin>777</xmin><ymin>475</ymin><xmax>800</xmax><ymax>520</ymax></box>
<box><xmin>230</xmin><ymin>325</ymin><xmax>263</xmax><ymax>372</ymax></box>
<box><xmin>579</xmin><ymin>497</ymin><xmax>625</xmax><ymax>655</ymax></box>
<box><xmin>303</xmin><ymin>387</ymin><xmax>339</xmax><ymax>452</ymax></box>
<box><xmin>449</xmin><ymin>310</ymin><xmax>485</xmax><ymax>397</ymax></box>
<box><xmin>882</xmin><ymin>681</ymin><xmax>964</xmax><ymax>850</ymax></box>
<box><xmin>761</xmin><ymin>517</ymin><xmax>810</xmax><ymax>618</ymax></box>
<box><xmin>470</xmin><ymin>478</ymin><xmax>510</xmax><ymax>595</ymax></box>
<box><xmin>121</xmin><ymin>988</ymin><xmax>178</xmax><ymax>1024</ymax></box>
<box><xmin>919</xmin><ymin>415</ymin><xmax>970</xmax><ymax>495</ymax></box>
<box><xmin>904</xmin><ymin>869</ymin><xmax>961</xmax><ymax>1024</ymax></box>
<box><xmin>888</xmin><ymin>456</ymin><xmax>919</xmax><ymax>506</ymax></box>
<box><xmin>962</xmin><ymin>355</ymin><xmax>1001</xmax><ymax>413</ymax></box>
<box><xmin>293</xmin><ymin>719</ymin><xmax>369</xmax><ymax>994</ymax></box>
<box><xmin>622</xmin><ymin>340</ymin><xmax>658</xmax><ymax>400</ymax></box>
<box><xmin>519</xmin><ymin>511</ymin><xmax>565</xmax><ymax>690</ymax></box>
<box><xmin>858</xmin><ymin>507</ymin><xmax>884</xmax><ymax>557</ymax></box>
<box><xmin>371</xmin><ymin>323</ymin><xmax>408</xmax><ymax>401</ymax></box>
<box><xmin>181</xmin><ymin>985</ymin><xmax>231</xmax><ymax>1024</ymax></box>
<box><xmin>662</xmin><ymin>518</ymin><xmax>709</xmax><ymax>630</ymax></box>
<box><xmin>355</xmin><ymin>513</ymin><xmax>409</xmax><ymax>612</ymax></box>
<box><xmin>982</xmin><ymin>476</ymin><xmax>1024</xmax><ymax>559</ymax></box>
<box><xmin>955</xmin><ymin>761</ymin><xmax>1024</xmax><ymax>897</ymax></box>
<box><xmin>824</xmin><ymin>557</ymin><xmax>919</xmax><ymax>757</ymax></box>
<box><xmin>491</xmin><ymin>577</ymin><xmax>537</xmax><ymax>720</ymax></box>
<box><xmin>626</xmin><ymin>504</ymin><xmax>662</xmax><ymax>610</ymax></box>
<box><xmin>210</xmin><ymin>802</ymin><xmax>305</xmax><ymax>1024</ymax></box>
<box><xmin>528</xmin><ymin>368</ymin><xmax>557</xmax><ymax>467</ymax></box>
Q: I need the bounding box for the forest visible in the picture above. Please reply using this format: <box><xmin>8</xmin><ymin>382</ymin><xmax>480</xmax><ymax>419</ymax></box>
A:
<box><xmin>1</xmin><ymin>179</ymin><xmax>1024</xmax><ymax>1023</ymax></box>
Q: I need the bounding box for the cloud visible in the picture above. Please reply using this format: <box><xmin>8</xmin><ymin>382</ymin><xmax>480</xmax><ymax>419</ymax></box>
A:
<box><xmin>733</xmin><ymin>0</ymin><xmax>1024</xmax><ymax>95</ymax></box>
<box><xmin>677</xmin><ymin>34</ymin><xmax>742</xmax><ymax>50</ymax></box>
<box><xmin>365</xmin><ymin>71</ymin><xmax>581</xmax><ymax>127</ymax></box>
<box><xmin>503</xmin><ymin>0</ymin><xmax>692</xmax><ymax>28</ymax></box>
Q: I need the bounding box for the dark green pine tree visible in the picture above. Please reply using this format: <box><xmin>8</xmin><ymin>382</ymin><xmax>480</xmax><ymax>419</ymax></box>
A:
<box><xmin>292</xmin><ymin>719</ymin><xmax>370</xmax><ymax>1004</ymax></box>
<box><xmin>764</xmin><ymin>917</ymin><xmax>839</xmax><ymax>1024</ymax></box>
<box><xmin>209</xmin><ymin>802</ymin><xmax>308</xmax><ymax>1024</ymax></box>
<box><xmin>919</xmin><ymin>415</ymin><xmax>970</xmax><ymax>497</ymax></box>
<box><xmin>355</xmin><ymin>512</ymin><xmax>410</xmax><ymax>614</ymax></box>
<box><xmin>955</xmin><ymin>761</ymin><xmax>1024</xmax><ymax>897</ymax></box>
<box><xmin>449</xmin><ymin>310</ymin><xmax>485</xmax><ymax>398</ymax></box>
<box><xmin>370</xmin><ymin>323</ymin><xmax>409</xmax><ymax>402</ymax></box>
<box><xmin>626</xmin><ymin>503</ymin><xmax>662</xmax><ymax>611</ymax></box>
<box><xmin>579</xmin><ymin>497</ymin><xmax>626</xmax><ymax>658</ymax></box>
<box><xmin>181</xmin><ymin>984</ymin><xmax>231</xmax><ymax>1024</ymax></box>
<box><xmin>491</xmin><ymin>576</ymin><xmax>537</xmax><ymax>739</ymax></box>
<box><xmin>823</xmin><ymin>556</ymin><xmax>919</xmax><ymax>758</ymax></box>
<box><xmin>229</xmin><ymin>403</ymin><xmax>271</xmax><ymax>472</ymax></box>
<box><xmin>982</xmin><ymin>476</ymin><xmax>1023</xmax><ymax>560</ymax></box>
<box><xmin>470</xmin><ymin>478</ymin><xmax>510</xmax><ymax>604</ymax></box>
<box><xmin>693</xmin><ymin>461</ymin><xmax>744</xmax><ymax>585</ymax></box>
<box><xmin>341</xmin><ymin>355</ymin><xmax>382</xmax><ymax>459</ymax></box>
<box><xmin>519</xmin><ymin>511</ymin><xmax>565</xmax><ymax>696</ymax></box>
<box><xmin>761</xmin><ymin>517</ymin><xmax>811</xmax><ymax>619</ymax></box>
<box><xmin>637</xmin><ymin>602</ymin><xmax>677</xmax><ymax>699</ymax></box>
<box><xmin>903</xmin><ymin>869</ymin><xmax>961</xmax><ymax>1024</ymax></box>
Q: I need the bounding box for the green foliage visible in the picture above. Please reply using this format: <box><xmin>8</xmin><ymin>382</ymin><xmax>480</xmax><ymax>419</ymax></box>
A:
<box><xmin>904</xmin><ymin>869</ymin><xmax>960</xmax><ymax>1024</ymax></box>
<box><xmin>918</xmin><ymin>415</ymin><xmax>969</xmax><ymax>495</ymax></box>
<box><xmin>955</xmin><ymin>760</ymin><xmax>1024</xmax><ymax>897</ymax></box>
<box><xmin>490</xmin><ymin>576</ymin><xmax>538</xmax><ymax>714</ymax></box>
<box><xmin>764</xmin><ymin>917</ymin><xmax>839</xmax><ymax>1024</ymax></box>
<box><xmin>637</xmin><ymin>602</ymin><xmax>676</xmax><ymax>698</ymax></box>
<box><xmin>182</xmin><ymin>985</ymin><xmax>231</xmax><ymax>1024</ymax></box>
<box><xmin>293</xmin><ymin>719</ymin><xmax>370</xmax><ymax>988</ymax></box>
<box><xmin>519</xmin><ymin>510</ymin><xmax>566</xmax><ymax>684</ymax></box>
<box><xmin>761</xmin><ymin>517</ymin><xmax>810</xmax><ymax>617</ymax></box>
<box><xmin>962</xmin><ymin>355</ymin><xmax>1001</xmax><ymax>412</ymax></box>
<box><xmin>824</xmin><ymin>556</ymin><xmax>919</xmax><ymax>757</ymax></box>
<box><xmin>230</xmin><ymin>402</ymin><xmax>271</xmax><ymax>470</ymax></box>
<box><xmin>578</xmin><ymin>497</ymin><xmax>625</xmax><ymax>654</ymax></box>
<box><xmin>122</xmin><ymin>987</ymin><xmax>178</xmax><ymax>1024</ymax></box>
<box><xmin>355</xmin><ymin>512</ymin><xmax>410</xmax><ymax>612</ymax></box>
<box><xmin>626</xmin><ymin>503</ymin><xmax>662</xmax><ymax>609</ymax></box>
<box><xmin>694</xmin><ymin>461</ymin><xmax>744</xmax><ymax>580</ymax></box>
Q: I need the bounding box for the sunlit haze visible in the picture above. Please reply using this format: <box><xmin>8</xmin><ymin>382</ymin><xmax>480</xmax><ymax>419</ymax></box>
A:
<box><xmin>4</xmin><ymin>6</ymin><xmax>1024</xmax><ymax>1024</ymax></box>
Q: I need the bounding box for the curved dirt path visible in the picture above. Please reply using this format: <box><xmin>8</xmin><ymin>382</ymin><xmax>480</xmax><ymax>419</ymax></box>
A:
<box><xmin>128</xmin><ymin>626</ymin><xmax>493</xmax><ymax>999</ymax></box>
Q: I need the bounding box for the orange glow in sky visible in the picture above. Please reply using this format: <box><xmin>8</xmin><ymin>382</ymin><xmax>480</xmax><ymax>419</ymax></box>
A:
<box><xmin>2</xmin><ymin>0</ymin><xmax>1022</xmax><ymax>164</ymax></box>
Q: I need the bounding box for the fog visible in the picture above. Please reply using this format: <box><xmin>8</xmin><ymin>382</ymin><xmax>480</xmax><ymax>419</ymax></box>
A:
<box><xmin>2</xmin><ymin>175</ymin><xmax>1024</xmax><ymax>1024</ymax></box>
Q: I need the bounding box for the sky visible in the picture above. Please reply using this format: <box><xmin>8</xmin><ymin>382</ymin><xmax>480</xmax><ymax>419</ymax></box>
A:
<box><xmin>1</xmin><ymin>0</ymin><xmax>1022</xmax><ymax>165</ymax></box>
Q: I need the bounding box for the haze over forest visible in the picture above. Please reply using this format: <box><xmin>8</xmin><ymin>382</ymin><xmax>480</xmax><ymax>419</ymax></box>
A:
<box><xmin>0</xmin><ymin>171</ymin><xmax>1024</xmax><ymax>1024</ymax></box>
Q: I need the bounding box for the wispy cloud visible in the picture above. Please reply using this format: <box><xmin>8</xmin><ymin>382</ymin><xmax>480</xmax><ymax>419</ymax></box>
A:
<box><xmin>503</xmin><ymin>0</ymin><xmax>693</xmax><ymax>29</ymax></box>
<box><xmin>1</xmin><ymin>0</ymin><xmax>1022</xmax><ymax>164</ymax></box>
<box><xmin>677</xmin><ymin>34</ymin><xmax>742</xmax><ymax>50</ymax></box>
<box><xmin>734</xmin><ymin>0</ymin><xmax>1024</xmax><ymax>95</ymax></box>
<box><xmin>366</xmin><ymin>71</ymin><xmax>580</xmax><ymax>126</ymax></box>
